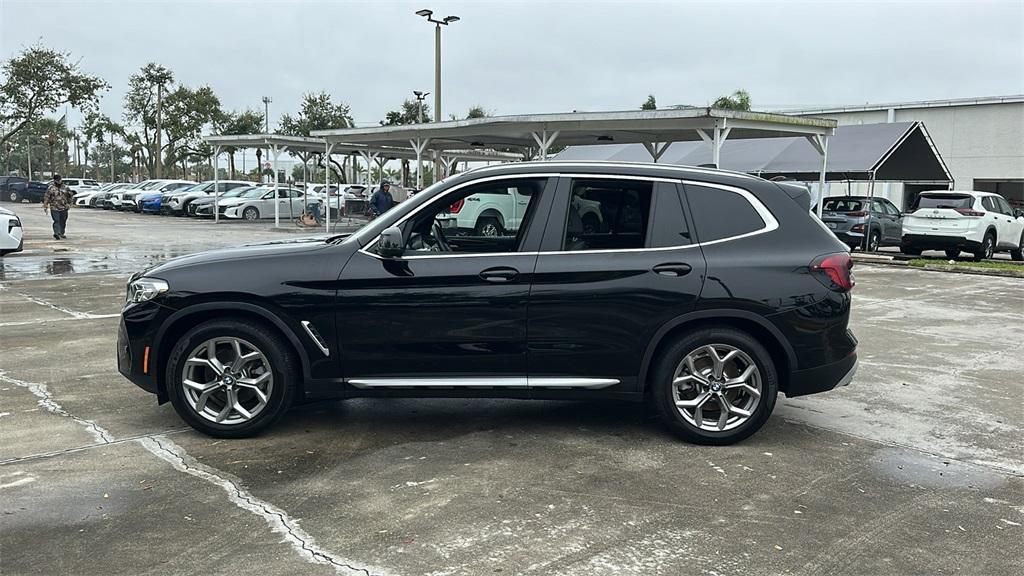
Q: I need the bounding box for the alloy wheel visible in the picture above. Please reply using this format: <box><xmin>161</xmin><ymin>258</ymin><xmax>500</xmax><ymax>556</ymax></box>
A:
<box><xmin>480</xmin><ymin>222</ymin><xmax>499</xmax><ymax>236</ymax></box>
<box><xmin>984</xmin><ymin>236</ymin><xmax>994</xmax><ymax>259</ymax></box>
<box><xmin>671</xmin><ymin>344</ymin><xmax>762</xmax><ymax>432</ymax></box>
<box><xmin>181</xmin><ymin>337</ymin><xmax>273</xmax><ymax>425</ymax></box>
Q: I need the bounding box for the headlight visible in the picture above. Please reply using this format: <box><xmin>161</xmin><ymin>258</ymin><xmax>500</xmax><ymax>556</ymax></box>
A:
<box><xmin>126</xmin><ymin>277</ymin><xmax>169</xmax><ymax>304</ymax></box>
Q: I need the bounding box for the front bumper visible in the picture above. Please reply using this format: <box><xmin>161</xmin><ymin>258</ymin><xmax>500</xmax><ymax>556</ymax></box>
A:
<box><xmin>117</xmin><ymin>301</ymin><xmax>173</xmax><ymax>398</ymax></box>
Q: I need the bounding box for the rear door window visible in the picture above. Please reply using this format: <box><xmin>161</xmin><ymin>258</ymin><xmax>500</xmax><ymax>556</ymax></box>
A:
<box><xmin>563</xmin><ymin>178</ymin><xmax>653</xmax><ymax>251</ymax></box>
<box><xmin>683</xmin><ymin>184</ymin><xmax>766</xmax><ymax>243</ymax></box>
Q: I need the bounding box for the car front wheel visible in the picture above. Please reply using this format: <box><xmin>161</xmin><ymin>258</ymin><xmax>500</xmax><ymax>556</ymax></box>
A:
<box><xmin>242</xmin><ymin>207</ymin><xmax>259</xmax><ymax>221</ymax></box>
<box><xmin>166</xmin><ymin>319</ymin><xmax>297</xmax><ymax>438</ymax></box>
<box><xmin>652</xmin><ymin>328</ymin><xmax>778</xmax><ymax>445</ymax></box>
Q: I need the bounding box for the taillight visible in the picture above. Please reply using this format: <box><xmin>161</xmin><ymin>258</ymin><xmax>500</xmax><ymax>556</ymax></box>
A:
<box><xmin>851</xmin><ymin>224</ymin><xmax>864</xmax><ymax>233</ymax></box>
<box><xmin>449</xmin><ymin>199</ymin><xmax>464</xmax><ymax>214</ymax></box>
<box><xmin>811</xmin><ymin>253</ymin><xmax>855</xmax><ymax>292</ymax></box>
<box><xmin>954</xmin><ymin>208</ymin><xmax>985</xmax><ymax>217</ymax></box>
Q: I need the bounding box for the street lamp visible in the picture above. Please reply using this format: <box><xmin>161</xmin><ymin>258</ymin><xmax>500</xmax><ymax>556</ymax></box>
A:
<box><xmin>412</xmin><ymin>90</ymin><xmax>429</xmax><ymax>124</ymax></box>
<box><xmin>415</xmin><ymin>9</ymin><xmax>458</xmax><ymax>124</ymax></box>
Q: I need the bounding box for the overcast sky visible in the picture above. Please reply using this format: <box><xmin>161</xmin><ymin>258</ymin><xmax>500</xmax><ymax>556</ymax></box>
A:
<box><xmin>2</xmin><ymin>0</ymin><xmax>1022</xmax><ymax>149</ymax></box>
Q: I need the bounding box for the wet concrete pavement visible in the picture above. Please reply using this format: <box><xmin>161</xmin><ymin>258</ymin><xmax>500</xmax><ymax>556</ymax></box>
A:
<box><xmin>1</xmin><ymin>206</ymin><xmax>1022</xmax><ymax>575</ymax></box>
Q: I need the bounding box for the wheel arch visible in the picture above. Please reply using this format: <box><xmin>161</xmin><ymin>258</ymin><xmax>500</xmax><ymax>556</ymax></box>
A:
<box><xmin>477</xmin><ymin>208</ymin><xmax>505</xmax><ymax>228</ymax></box>
<box><xmin>152</xmin><ymin>301</ymin><xmax>310</xmax><ymax>403</ymax></box>
<box><xmin>639</xmin><ymin>310</ymin><xmax>796</xmax><ymax>395</ymax></box>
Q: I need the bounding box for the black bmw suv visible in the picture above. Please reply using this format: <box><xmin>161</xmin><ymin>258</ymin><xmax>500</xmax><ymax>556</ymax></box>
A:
<box><xmin>119</xmin><ymin>162</ymin><xmax>857</xmax><ymax>444</ymax></box>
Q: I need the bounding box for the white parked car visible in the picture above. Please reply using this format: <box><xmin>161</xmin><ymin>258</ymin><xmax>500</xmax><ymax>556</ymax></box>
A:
<box><xmin>0</xmin><ymin>206</ymin><xmax>23</xmax><ymax>256</ymax></box>
<box><xmin>75</xmin><ymin>182</ymin><xmax>129</xmax><ymax>207</ymax></box>
<box><xmin>117</xmin><ymin>180</ymin><xmax>195</xmax><ymax>211</ymax></box>
<box><xmin>901</xmin><ymin>190</ymin><xmax>1024</xmax><ymax>261</ymax></box>
<box><xmin>62</xmin><ymin>178</ymin><xmax>101</xmax><ymax>192</ymax></box>
<box><xmin>435</xmin><ymin>180</ymin><xmax>602</xmax><ymax>237</ymax></box>
<box><xmin>163</xmin><ymin>180</ymin><xmax>251</xmax><ymax>215</ymax></box>
<box><xmin>215</xmin><ymin>186</ymin><xmax>317</xmax><ymax>220</ymax></box>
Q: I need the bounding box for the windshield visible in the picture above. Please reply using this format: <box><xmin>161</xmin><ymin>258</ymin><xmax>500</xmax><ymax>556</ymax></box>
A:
<box><xmin>823</xmin><ymin>198</ymin><xmax>865</xmax><ymax>212</ymax></box>
<box><xmin>221</xmin><ymin>186</ymin><xmax>256</xmax><ymax>198</ymax></box>
<box><xmin>915</xmin><ymin>194</ymin><xmax>973</xmax><ymax>210</ymax></box>
<box><xmin>240</xmin><ymin>187</ymin><xmax>270</xmax><ymax>198</ymax></box>
<box><xmin>139</xmin><ymin>181</ymin><xmax>165</xmax><ymax>190</ymax></box>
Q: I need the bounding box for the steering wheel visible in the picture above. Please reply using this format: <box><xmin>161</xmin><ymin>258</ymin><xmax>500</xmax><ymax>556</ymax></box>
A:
<box><xmin>431</xmin><ymin>220</ymin><xmax>452</xmax><ymax>252</ymax></box>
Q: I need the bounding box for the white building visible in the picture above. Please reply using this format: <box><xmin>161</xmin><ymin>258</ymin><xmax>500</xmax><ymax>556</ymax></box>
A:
<box><xmin>788</xmin><ymin>95</ymin><xmax>1024</xmax><ymax>209</ymax></box>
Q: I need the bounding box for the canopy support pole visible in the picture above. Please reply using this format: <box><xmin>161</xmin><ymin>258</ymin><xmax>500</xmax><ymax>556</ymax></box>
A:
<box><xmin>642</xmin><ymin>141</ymin><xmax>672</xmax><ymax>163</ymax></box>
<box><xmin>805</xmin><ymin>134</ymin><xmax>830</xmax><ymax>218</ymax></box>
<box><xmin>696</xmin><ymin>125</ymin><xmax>731</xmax><ymax>168</ymax></box>
<box><xmin>271</xmin><ymin>144</ymin><xmax>281</xmax><ymax>228</ymax></box>
<box><xmin>531</xmin><ymin>129</ymin><xmax>560</xmax><ymax>160</ymax></box>
<box><xmin>442</xmin><ymin>155</ymin><xmax>458</xmax><ymax>176</ymax></box>
<box><xmin>410</xmin><ymin>137</ymin><xmax>431</xmax><ymax>189</ymax></box>
<box><xmin>325</xmin><ymin>141</ymin><xmax>336</xmax><ymax>234</ymax></box>
<box><xmin>864</xmin><ymin>170</ymin><xmax>876</xmax><ymax>251</ymax></box>
<box><xmin>213</xmin><ymin>145</ymin><xmax>221</xmax><ymax>224</ymax></box>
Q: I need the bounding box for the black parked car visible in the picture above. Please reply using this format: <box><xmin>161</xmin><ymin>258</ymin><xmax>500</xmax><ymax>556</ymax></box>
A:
<box><xmin>1</xmin><ymin>177</ymin><xmax>48</xmax><ymax>203</ymax></box>
<box><xmin>118</xmin><ymin>162</ymin><xmax>858</xmax><ymax>444</ymax></box>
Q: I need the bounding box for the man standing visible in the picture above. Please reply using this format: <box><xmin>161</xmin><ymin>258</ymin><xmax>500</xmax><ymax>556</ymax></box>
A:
<box><xmin>368</xmin><ymin>179</ymin><xmax>395</xmax><ymax>219</ymax></box>
<box><xmin>43</xmin><ymin>174</ymin><xmax>73</xmax><ymax>240</ymax></box>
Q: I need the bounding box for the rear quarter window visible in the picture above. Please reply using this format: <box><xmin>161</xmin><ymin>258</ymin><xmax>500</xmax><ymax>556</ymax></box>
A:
<box><xmin>684</xmin><ymin>184</ymin><xmax>766</xmax><ymax>243</ymax></box>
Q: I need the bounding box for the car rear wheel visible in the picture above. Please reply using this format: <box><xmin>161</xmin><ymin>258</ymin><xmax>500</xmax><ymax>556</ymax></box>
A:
<box><xmin>974</xmin><ymin>232</ymin><xmax>995</xmax><ymax>262</ymax></box>
<box><xmin>1011</xmin><ymin>232</ymin><xmax>1023</xmax><ymax>261</ymax></box>
<box><xmin>867</xmin><ymin>230</ymin><xmax>880</xmax><ymax>252</ymax></box>
<box><xmin>242</xmin><ymin>207</ymin><xmax>260</xmax><ymax>221</ymax></box>
<box><xmin>166</xmin><ymin>319</ymin><xmax>297</xmax><ymax>438</ymax></box>
<box><xmin>945</xmin><ymin>249</ymin><xmax>961</xmax><ymax>259</ymax></box>
<box><xmin>652</xmin><ymin>328</ymin><xmax>778</xmax><ymax>445</ymax></box>
<box><xmin>474</xmin><ymin>216</ymin><xmax>504</xmax><ymax>237</ymax></box>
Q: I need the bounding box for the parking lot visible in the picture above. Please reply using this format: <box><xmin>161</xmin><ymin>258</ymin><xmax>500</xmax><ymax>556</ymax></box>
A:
<box><xmin>2</xmin><ymin>207</ymin><xmax>1022</xmax><ymax>575</ymax></box>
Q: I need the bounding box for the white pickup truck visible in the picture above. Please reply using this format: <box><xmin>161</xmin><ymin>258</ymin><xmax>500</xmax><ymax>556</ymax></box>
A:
<box><xmin>437</xmin><ymin>184</ymin><xmax>602</xmax><ymax>236</ymax></box>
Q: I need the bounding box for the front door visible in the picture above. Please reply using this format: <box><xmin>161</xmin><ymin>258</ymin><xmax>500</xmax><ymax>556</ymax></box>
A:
<box><xmin>335</xmin><ymin>176</ymin><xmax>555</xmax><ymax>386</ymax></box>
<box><xmin>528</xmin><ymin>177</ymin><xmax>707</xmax><ymax>392</ymax></box>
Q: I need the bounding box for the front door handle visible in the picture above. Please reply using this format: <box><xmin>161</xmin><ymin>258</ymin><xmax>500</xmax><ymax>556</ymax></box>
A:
<box><xmin>480</xmin><ymin>266</ymin><xmax>520</xmax><ymax>283</ymax></box>
<box><xmin>652</xmin><ymin>262</ymin><xmax>693</xmax><ymax>277</ymax></box>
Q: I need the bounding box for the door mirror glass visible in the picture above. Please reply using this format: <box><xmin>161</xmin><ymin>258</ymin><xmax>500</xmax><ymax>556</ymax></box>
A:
<box><xmin>1015</xmin><ymin>209</ymin><xmax>1024</xmax><ymax>219</ymax></box>
<box><xmin>378</xmin><ymin>226</ymin><xmax>405</xmax><ymax>258</ymax></box>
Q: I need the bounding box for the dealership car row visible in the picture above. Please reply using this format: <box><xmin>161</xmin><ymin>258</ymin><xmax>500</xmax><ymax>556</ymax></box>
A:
<box><xmin>1</xmin><ymin>174</ymin><xmax>1023</xmax><ymax>261</ymax></box>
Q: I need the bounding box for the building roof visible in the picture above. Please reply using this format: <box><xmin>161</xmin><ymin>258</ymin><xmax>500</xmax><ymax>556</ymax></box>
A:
<box><xmin>775</xmin><ymin>94</ymin><xmax>1024</xmax><ymax>115</ymax></box>
<box><xmin>202</xmin><ymin>133</ymin><xmax>520</xmax><ymax>162</ymax></box>
<box><xmin>555</xmin><ymin>122</ymin><xmax>951</xmax><ymax>182</ymax></box>
<box><xmin>311</xmin><ymin>108</ymin><xmax>836</xmax><ymax>151</ymax></box>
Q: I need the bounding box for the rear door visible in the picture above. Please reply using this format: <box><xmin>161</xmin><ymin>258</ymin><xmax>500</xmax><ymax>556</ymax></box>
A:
<box><xmin>528</xmin><ymin>176</ymin><xmax>706</xmax><ymax>392</ymax></box>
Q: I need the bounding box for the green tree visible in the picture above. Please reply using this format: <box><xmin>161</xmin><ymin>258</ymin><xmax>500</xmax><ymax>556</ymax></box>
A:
<box><xmin>4</xmin><ymin>116</ymin><xmax>71</xmax><ymax>178</ymax></box>
<box><xmin>712</xmin><ymin>89</ymin><xmax>751</xmax><ymax>111</ymax></box>
<box><xmin>279</xmin><ymin>91</ymin><xmax>354</xmax><ymax>182</ymax></box>
<box><xmin>162</xmin><ymin>85</ymin><xmax>222</xmax><ymax>177</ymax></box>
<box><xmin>641</xmin><ymin>95</ymin><xmax>657</xmax><ymax>110</ymax></box>
<box><xmin>381</xmin><ymin>99</ymin><xmax>431</xmax><ymax>126</ymax></box>
<box><xmin>81</xmin><ymin>111</ymin><xmax>123</xmax><ymax>179</ymax></box>
<box><xmin>0</xmin><ymin>45</ymin><xmax>108</xmax><ymax>147</ymax></box>
<box><xmin>466</xmin><ymin>105</ymin><xmax>490</xmax><ymax>119</ymax></box>
<box><xmin>122</xmin><ymin>63</ymin><xmax>172</xmax><ymax>174</ymax></box>
<box><xmin>218</xmin><ymin>109</ymin><xmax>264</xmax><ymax>177</ymax></box>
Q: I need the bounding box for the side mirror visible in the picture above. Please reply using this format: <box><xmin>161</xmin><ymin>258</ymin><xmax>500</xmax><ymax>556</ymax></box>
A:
<box><xmin>1015</xmin><ymin>209</ymin><xmax>1024</xmax><ymax>219</ymax></box>
<box><xmin>378</xmin><ymin>226</ymin><xmax>405</xmax><ymax>258</ymax></box>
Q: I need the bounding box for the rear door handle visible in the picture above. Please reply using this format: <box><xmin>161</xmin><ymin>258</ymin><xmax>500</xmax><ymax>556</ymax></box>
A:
<box><xmin>652</xmin><ymin>262</ymin><xmax>693</xmax><ymax>277</ymax></box>
<box><xmin>480</xmin><ymin>266</ymin><xmax>520</xmax><ymax>283</ymax></box>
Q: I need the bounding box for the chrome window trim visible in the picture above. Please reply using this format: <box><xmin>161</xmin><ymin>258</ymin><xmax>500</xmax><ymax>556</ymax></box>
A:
<box><xmin>357</xmin><ymin>173</ymin><xmax>778</xmax><ymax>260</ymax></box>
<box><xmin>346</xmin><ymin>376</ymin><xmax>619</xmax><ymax>389</ymax></box>
<box><xmin>470</xmin><ymin>161</ymin><xmax>760</xmax><ymax>181</ymax></box>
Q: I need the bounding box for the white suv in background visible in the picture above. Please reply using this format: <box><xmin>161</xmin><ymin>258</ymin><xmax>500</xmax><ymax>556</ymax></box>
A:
<box><xmin>901</xmin><ymin>190</ymin><xmax>1024</xmax><ymax>261</ymax></box>
<box><xmin>436</xmin><ymin>181</ymin><xmax>603</xmax><ymax>237</ymax></box>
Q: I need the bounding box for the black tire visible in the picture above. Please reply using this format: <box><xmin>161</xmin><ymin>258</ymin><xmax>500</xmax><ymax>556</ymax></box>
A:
<box><xmin>7</xmin><ymin>190</ymin><xmax>20</xmax><ymax>203</ymax></box>
<box><xmin>651</xmin><ymin>327</ymin><xmax>778</xmax><ymax>445</ymax></box>
<box><xmin>1011</xmin><ymin>232</ymin><xmax>1023</xmax><ymax>262</ymax></box>
<box><xmin>900</xmin><ymin>246</ymin><xmax>922</xmax><ymax>256</ymax></box>
<box><xmin>242</xmin><ymin>206</ymin><xmax>260</xmax><ymax>221</ymax></box>
<box><xmin>974</xmin><ymin>232</ymin><xmax>995</xmax><ymax>262</ymax></box>
<box><xmin>474</xmin><ymin>216</ymin><xmax>504</xmax><ymax>237</ymax></box>
<box><xmin>867</xmin><ymin>230</ymin><xmax>880</xmax><ymax>252</ymax></box>
<box><xmin>166</xmin><ymin>319</ymin><xmax>298</xmax><ymax>438</ymax></box>
<box><xmin>944</xmin><ymin>249</ymin><xmax>961</xmax><ymax>260</ymax></box>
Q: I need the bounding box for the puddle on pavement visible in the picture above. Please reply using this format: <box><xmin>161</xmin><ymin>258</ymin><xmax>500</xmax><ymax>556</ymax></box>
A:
<box><xmin>872</xmin><ymin>447</ymin><xmax>1008</xmax><ymax>489</ymax></box>
<box><xmin>1</xmin><ymin>246</ymin><xmax>198</xmax><ymax>281</ymax></box>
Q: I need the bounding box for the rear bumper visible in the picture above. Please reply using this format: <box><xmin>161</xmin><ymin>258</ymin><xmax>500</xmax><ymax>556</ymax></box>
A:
<box><xmin>901</xmin><ymin>234</ymin><xmax>981</xmax><ymax>251</ymax></box>
<box><xmin>786</xmin><ymin>349</ymin><xmax>858</xmax><ymax>397</ymax></box>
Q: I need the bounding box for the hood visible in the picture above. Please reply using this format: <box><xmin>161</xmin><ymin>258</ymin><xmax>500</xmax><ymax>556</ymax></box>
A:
<box><xmin>146</xmin><ymin>236</ymin><xmax>332</xmax><ymax>276</ymax></box>
<box><xmin>215</xmin><ymin>197</ymin><xmax>250</xmax><ymax>207</ymax></box>
<box><xmin>0</xmin><ymin>206</ymin><xmax>16</xmax><ymax>217</ymax></box>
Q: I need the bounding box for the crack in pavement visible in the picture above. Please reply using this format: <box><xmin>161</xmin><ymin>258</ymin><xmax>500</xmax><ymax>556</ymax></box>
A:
<box><xmin>139</xmin><ymin>435</ymin><xmax>389</xmax><ymax>576</ymax></box>
<box><xmin>0</xmin><ymin>368</ymin><xmax>390</xmax><ymax>576</ymax></box>
<box><xmin>0</xmin><ymin>369</ymin><xmax>115</xmax><ymax>444</ymax></box>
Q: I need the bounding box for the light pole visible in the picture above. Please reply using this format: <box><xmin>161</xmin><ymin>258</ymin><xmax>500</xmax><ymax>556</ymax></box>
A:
<box><xmin>261</xmin><ymin>96</ymin><xmax>272</xmax><ymax>133</ymax></box>
<box><xmin>416</xmin><ymin>9</ymin><xmax>458</xmax><ymax>182</ymax></box>
<box><xmin>412</xmin><ymin>90</ymin><xmax>429</xmax><ymax>188</ymax></box>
